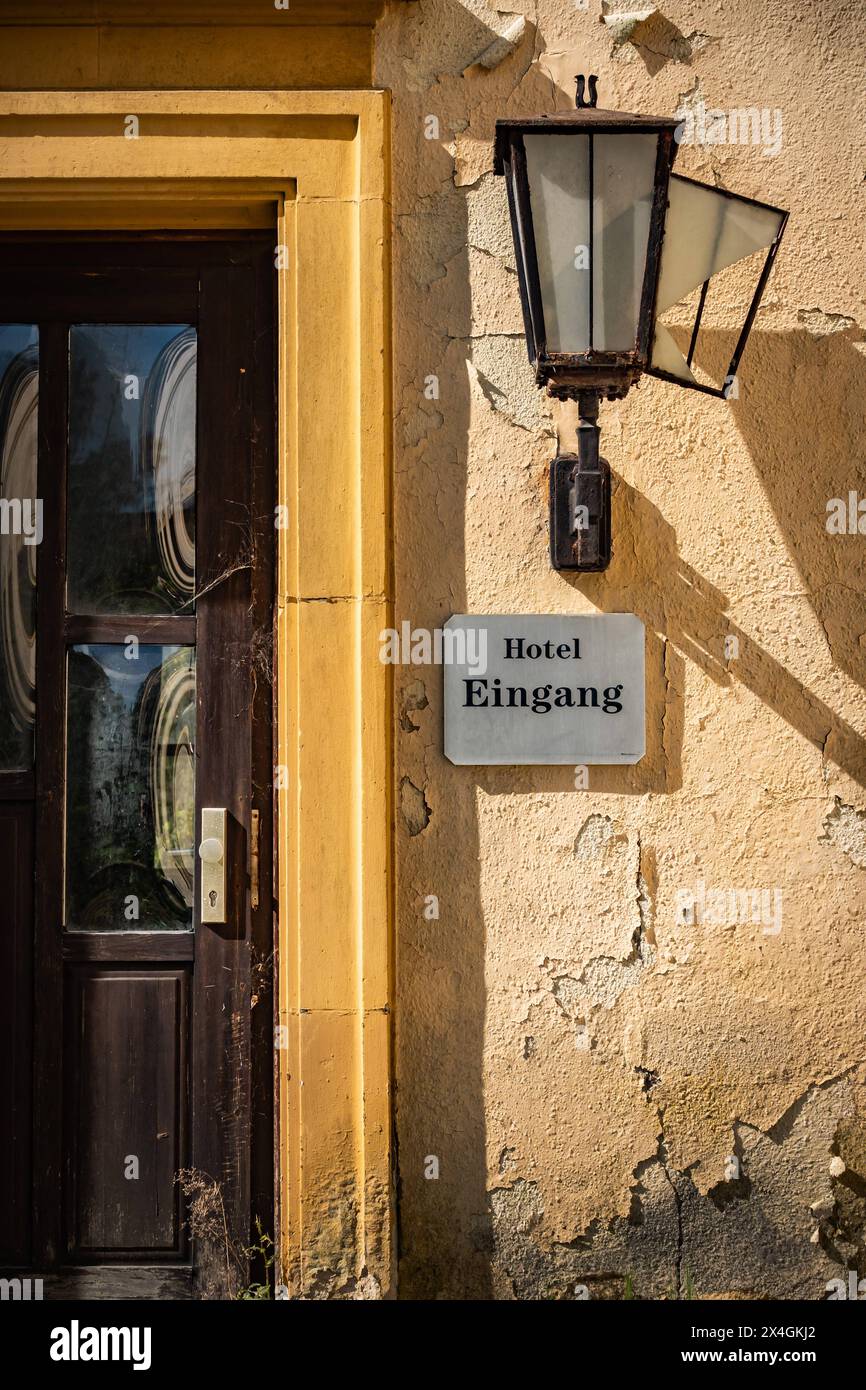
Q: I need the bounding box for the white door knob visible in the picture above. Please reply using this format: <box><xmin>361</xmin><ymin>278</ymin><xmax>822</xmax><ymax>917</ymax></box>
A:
<box><xmin>199</xmin><ymin>836</ymin><xmax>223</xmax><ymax>864</ymax></box>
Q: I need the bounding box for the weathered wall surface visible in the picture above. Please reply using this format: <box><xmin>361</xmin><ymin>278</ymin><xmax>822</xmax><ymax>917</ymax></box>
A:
<box><xmin>376</xmin><ymin>0</ymin><xmax>866</xmax><ymax>1298</ymax></box>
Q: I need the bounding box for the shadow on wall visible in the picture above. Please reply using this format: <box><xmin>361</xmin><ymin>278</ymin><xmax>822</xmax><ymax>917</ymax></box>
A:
<box><xmin>729</xmin><ymin>327</ymin><xmax>866</xmax><ymax>698</ymax></box>
<box><xmin>577</xmin><ymin>327</ymin><xmax>866</xmax><ymax>791</ymax></box>
<box><xmin>393</xmin><ymin>0</ymin><xmax>515</xmax><ymax>1303</ymax></box>
<box><xmin>475</xmin><ymin>327</ymin><xmax>866</xmax><ymax>800</ymax></box>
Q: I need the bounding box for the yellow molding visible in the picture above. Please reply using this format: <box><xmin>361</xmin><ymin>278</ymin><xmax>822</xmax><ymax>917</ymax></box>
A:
<box><xmin>0</xmin><ymin>178</ymin><xmax>286</xmax><ymax>229</ymax></box>
<box><xmin>0</xmin><ymin>27</ymin><xmax>373</xmax><ymax>91</ymax></box>
<box><xmin>0</xmin><ymin>1</ymin><xmax>386</xmax><ymax>23</ymax></box>
<box><xmin>0</xmin><ymin>89</ymin><xmax>380</xmax><ymax>113</ymax></box>
<box><xmin>0</xmin><ymin>88</ymin><xmax>394</xmax><ymax>1299</ymax></box>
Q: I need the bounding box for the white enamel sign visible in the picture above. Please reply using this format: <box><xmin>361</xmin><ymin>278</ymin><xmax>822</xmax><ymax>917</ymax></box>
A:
<box><xmin>443</xmin><ymin>613</ymin><xmax>645</xmax><ymax>765</ymax></box>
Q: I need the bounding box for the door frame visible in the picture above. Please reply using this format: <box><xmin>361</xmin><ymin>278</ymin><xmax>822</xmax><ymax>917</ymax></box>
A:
<box><xmin>0</xmin><ymin>90</ymin><xmax>395</xmax><ymax>1299</ymax></box>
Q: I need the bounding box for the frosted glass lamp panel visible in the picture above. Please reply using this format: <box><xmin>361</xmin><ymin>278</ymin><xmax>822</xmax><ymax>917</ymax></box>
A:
<box><xmin>524</xmin><ymin>133</ymin><xmax>591</xmax><ymax>352</ymax></box>
<box><xmin>591</xmin><ymin>133</ymin><xmax>658</xmax><ymax>350</ymax></box>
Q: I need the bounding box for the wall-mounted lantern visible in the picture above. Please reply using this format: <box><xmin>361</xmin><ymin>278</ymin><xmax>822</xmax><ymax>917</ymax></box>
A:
<box><xmin>494</xmin><ymin>76</ymin><xmax>789</xmax><ymax>571</ymax></box>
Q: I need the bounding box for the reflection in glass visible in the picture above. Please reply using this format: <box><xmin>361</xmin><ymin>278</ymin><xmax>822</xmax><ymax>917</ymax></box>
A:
<box><xmin>66</xmin><ymin>644</ymin><xmax>196</xmax><ymax>931</ymax></box>
<box><xmin>0</xmin><ymin>325</ymin><xmax>38</xmax><ymax>770</ymax></box>
<box><xmin>68</xmin><ymin>325</ymin><xmax>196</xmax><ymax>615</ymax></box>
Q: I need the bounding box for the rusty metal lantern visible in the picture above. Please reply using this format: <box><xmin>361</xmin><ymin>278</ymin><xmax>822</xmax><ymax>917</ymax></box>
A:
<box><xmin>494</xmin><ymin>75</ymin><xmax>789</xmax><ymax>571</ymax></box>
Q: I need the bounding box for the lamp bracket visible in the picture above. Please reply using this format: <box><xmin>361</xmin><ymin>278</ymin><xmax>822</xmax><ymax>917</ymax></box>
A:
<box><xmin>549</xmin><ymin>391</ymin><xmax>611</xmax><ymax>571</ymax></box>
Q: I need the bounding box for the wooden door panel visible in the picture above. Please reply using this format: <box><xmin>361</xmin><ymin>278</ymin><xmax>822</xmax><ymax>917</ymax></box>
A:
<box><xmin>65</xmin><ymin>967</ymin><xmax>189</xmax><ymax>1259</ymax></box>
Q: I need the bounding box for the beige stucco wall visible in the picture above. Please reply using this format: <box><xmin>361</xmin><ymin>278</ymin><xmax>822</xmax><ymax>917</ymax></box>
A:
<box><xmin>377</xmin><ymin>0</ymin><xmax>866</xmax><ymax>1298</ymax></box>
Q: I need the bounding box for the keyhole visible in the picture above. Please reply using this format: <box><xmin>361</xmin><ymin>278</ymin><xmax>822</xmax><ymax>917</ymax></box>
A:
<box><xmin>208</xmin><ymin>889</ymin><xmax>218</xmax><ymax>908</ymax></box>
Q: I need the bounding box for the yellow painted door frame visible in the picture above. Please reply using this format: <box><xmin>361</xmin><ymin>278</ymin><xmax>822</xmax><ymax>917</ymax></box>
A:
<box><xmin>0</xmin><ymin>89</ymin><xmax>394</xmax><ymax>1298</ymax></box>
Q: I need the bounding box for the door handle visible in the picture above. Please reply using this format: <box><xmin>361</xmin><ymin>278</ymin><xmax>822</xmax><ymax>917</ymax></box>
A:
<box><xmin>199</xmin><ymin>807</ymin><xmax>227</xmax><ymax>924</ymax></box>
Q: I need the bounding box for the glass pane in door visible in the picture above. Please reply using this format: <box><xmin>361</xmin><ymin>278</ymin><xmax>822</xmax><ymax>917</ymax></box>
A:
<box><xmin>65</xmin><ymin>643</ymin><xmax>196</xmax><ymax>931</ymax></box>
<box><xmin>0</xmin><ymin>324</ymin><xmax>38</xmax><ymax>770</ymax></box>
<box><xmin>67</xmin><ymin>325</ymin><xmax>196</xmax><ymax>615</ymax></box>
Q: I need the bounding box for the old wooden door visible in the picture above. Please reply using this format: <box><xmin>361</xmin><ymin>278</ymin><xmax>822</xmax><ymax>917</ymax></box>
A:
<box><xmin>0</xmin><ymin>236</ymin><xmax>275</xmax><ymax>1299</ymax></box>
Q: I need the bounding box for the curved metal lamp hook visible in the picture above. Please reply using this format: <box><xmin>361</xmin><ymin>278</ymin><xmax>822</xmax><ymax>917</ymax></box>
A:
<box><xmin>575</xmin><ymin>73</ymin><xmax>599</xmax><ymax>108</ymax></box>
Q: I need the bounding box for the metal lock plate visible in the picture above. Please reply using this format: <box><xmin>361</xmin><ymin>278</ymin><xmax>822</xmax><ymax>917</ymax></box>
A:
<box><xmin>199</xmin><ymin>807</ymin><xmax>227</xmax><ymax>924</ymax></box>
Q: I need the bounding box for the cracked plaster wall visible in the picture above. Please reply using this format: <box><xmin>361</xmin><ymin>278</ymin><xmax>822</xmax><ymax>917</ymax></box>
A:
<box><xmin>375</xmin><ymin>0</ymin><xmax>866</xmax><ymax>1298</ymax></box>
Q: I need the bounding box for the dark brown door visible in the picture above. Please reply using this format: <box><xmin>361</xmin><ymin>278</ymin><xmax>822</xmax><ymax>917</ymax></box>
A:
<box><xmin>0</xmin><ymin>236</ymin><xmax>275</xmax><ymax>1300</ymax></box>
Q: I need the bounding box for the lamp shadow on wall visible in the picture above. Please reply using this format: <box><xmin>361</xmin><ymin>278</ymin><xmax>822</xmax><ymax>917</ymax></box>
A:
<box><xmin>577</xmin><ymin>326</ymin><xmax>866</xmax><ymax>793</ymax></box>
<box><xmin>478</xmin><ymin>325</ymin><xmax>866</xmax><ymax>799</ymax></box>
<box><xmin>728</xmin><ymin>326</ymin><xmax>866</xmax><ymax>697</ymax></box>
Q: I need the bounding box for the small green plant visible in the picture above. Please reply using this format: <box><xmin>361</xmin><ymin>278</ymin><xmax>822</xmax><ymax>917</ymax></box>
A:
<box><xmin>237</xmin><ymin>1217</ymin><xmax>276</xmax><ymax>1301</ymax></box>
<box><xmin>623</xmin><ymin>1273</ymin><xmax>635</xmax><ymax>1300</ymax></box>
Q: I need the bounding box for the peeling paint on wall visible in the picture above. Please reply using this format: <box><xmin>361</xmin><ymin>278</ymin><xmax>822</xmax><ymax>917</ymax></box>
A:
<box><xmin>400</xmin><ymin>777</ymin><xmax>432</xmax><ymax>836</ymax></box>
<box><xmin>819</xmin><ymin>798</ymin><xmax>866</xmax><ymax>870</ymax></box>
<box><xmin>797</xmin><ymin>307</ymin><xmax>857</xmax><ymax>337</ymax></box>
